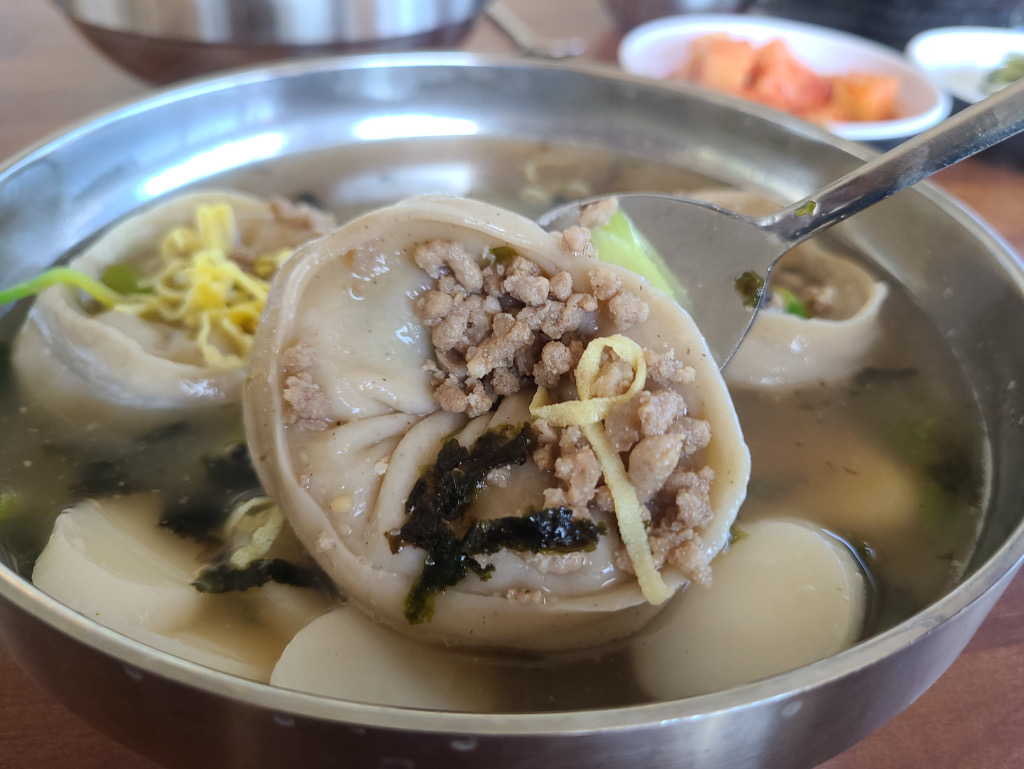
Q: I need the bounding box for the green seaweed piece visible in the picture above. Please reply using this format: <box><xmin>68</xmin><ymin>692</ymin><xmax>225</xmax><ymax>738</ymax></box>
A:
<box><xmin>71</xmin><ymin>459</ymin><xmax>132</xmax><ymax>497</ymax></box>
<box><xmin>391</xmin><ymin>424</ymin><xmax>606</xmax><ymax>624</ymax></box>
<box><xmin>462</xmin><ymin>509</ymin><xmax>607</xmax><ymax>555</ymax></box>
<box><xmin>192</xmin><ymin>558</ymin><xmax>325</xmax><ymax>593</ymax></box>
<box><xmin>402</xmin><ymin>508</ymin><xmax>606</xmax><ymax>625</ymax></box>
<box><xmin>160</xmin><ymin>442</ymin><xmax>261</xmax><ymax>541</ymax></box>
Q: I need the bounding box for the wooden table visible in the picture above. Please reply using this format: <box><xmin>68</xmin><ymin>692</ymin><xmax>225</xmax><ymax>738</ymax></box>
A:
<box><xmin>1</xmin><ymin>2</ymin><xmax>1023</xmax><ymax>768</ymax></box>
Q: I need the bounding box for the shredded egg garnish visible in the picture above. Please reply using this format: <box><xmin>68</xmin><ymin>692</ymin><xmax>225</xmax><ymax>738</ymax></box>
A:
<box><xmin>529</xmin><ymin>334</ymin><xmax>673</xmax><ymax>605</ymax></box>
<box><xmin>221</xmin><ymin>496</ymin><xmax>285</xmax><ymax>570</ymax></box>
<box><xmin>115</xmin><ymin>203</ymin><xmax>292</xmax><ymax>369</ymax></box>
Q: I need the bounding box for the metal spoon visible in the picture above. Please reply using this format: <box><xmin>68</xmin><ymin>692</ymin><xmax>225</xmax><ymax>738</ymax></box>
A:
<box><xmin>485</xmin><ymin>0</ymin><xmax>587</xmax><ymax>59</ymax></box>
<box><xmin>539</xmin><ymin>78</ymin><xmax>1024</xmax><ymax>369</ymax></box>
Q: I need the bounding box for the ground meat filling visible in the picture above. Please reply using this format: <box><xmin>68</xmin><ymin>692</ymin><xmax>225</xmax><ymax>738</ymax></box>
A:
<box><xmin>280</xmin><ymin>343</ymin><xmax>330</xmax><ymax>426</ymax></box>
<box><xmin>415</xmin><ymin>226</ymin><xmax>716</xmax><ymax>588</ymax></box>
<box><xmin>232</xmin><ymin>197</ymin><xmax>337</xmax><ymax>272</ymax></box>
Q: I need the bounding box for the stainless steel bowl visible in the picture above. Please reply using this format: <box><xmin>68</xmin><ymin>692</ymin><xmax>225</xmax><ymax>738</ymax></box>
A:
<box><xmin>1</xmin><ymin>53</ymin><xmax>1023</xmax><ymax>769</ymax></box>
<box><xmin>53</xmin><ymin>0</ymin><xmax>490</xmax><ymax>82</ymax></box>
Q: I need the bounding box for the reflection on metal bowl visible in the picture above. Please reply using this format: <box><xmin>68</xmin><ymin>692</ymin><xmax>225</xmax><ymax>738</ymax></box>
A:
<box><xmin>53</xmin><ymin>0</ymin><xmax>490</xmax><ymax>82</ymax></box>
<box><xmin>0</xmin><ymin>53</ymin><xmax>1023</xmax><ymax>769</ymax></box>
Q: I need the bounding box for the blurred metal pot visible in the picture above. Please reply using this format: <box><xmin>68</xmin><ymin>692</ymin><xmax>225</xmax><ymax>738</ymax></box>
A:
<box><xmin>53</xmin><ymin>0</ymin><xmax>490</xmax><ymax>82</ymax></box>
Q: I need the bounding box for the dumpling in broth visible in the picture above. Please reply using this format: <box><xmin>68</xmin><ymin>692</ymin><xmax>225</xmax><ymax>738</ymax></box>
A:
<box><xmin>688</xmin><ymin>188</ymin><xmax>888</xmax><ymax>389</ymax></box>
<box><xmin>10</xmin><ymin>190</ymin><xmax>334</xmax><ymax>440</ymax></box>
<box><xmin>244</xmin><ymin>195</ymin><xmax>750</xmax><ymax>651</ymax></box>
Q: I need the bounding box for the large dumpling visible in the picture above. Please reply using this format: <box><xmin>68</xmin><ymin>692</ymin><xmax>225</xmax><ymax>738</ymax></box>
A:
<box><xmin>244</xmin><ymin>195</ymin><xmax>750</xmax><ymax>651</ymax></box>
<box><xmin>10</xmin><ymin>190</ymin><xmax>334</xmax><ymax>440</ymax></box>
<box><xmin>688</xmin><ymin>188</ymin><xmax>888</xmax><ymax>389</ymax></box>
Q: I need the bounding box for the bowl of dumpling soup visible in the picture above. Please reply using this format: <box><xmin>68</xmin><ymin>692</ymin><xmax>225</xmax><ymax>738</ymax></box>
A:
<box><xmin>0</xmin><ymin>54</ymin><xmax>1021</xmax><ymax>769</ymax></box>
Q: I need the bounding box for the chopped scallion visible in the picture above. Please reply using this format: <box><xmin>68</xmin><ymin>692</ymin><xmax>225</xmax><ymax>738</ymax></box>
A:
<box><xmin>101</xmin><ymin>263</ymin><xmax>151</xmax><ymax>295</ymax></box>
<box><xmin>0</xmin><ymin>266</ymin><xmax>123</xmax><ymax>308</ymax></box>
<box><xmin>773</xmin><ymin>286</ymin><xmax>812</xmax><ymax>318</ymax></box>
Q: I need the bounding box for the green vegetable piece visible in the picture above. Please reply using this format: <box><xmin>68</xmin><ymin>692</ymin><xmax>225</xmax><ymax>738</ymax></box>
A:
<box><xmin>392</xmin><ymin>424</ymin><xmax>606</xmax><ymax>624</ymax></box>
<box><xmin>590</xmin><ymin>208</ymin><xmax>688</xmax><ymax>303</ymax></box>
<box><xmin>487</xmin><ymin>245</ymin><xmax>519</xmax><ymax>264</ymax></box>
<box><xmin>0</xmin><ymin>266</ymin><xmax>123</xmax><ymax>308</ymax></box>
<box><xmin>773</xmin><ymin>286</ymin><xmax>812</xmax><ymax>318</ymax></box>
<box><xmin>984</xmin><ymin>54</ymin><xmax>1024</xmax><ymax>92</ymax></box>
<box><xmin>734</xmin><ymin>270</ymin><xmax>765</xmax><ymax>308</ymax></box>
<box><xmin>0</xmin><ymin>489</ymin><xmax>16</xmax><ymax>522</ymax></box>
<box><xmin>101</xmin><ymin>263</ymin><xmax>151</xmax><ymax>295</ymax></box>
<box><xmin>731</xmin><ymin>272</ymin><xmax>811</xmax><ymax>316</ymax></box>
<box><xmin>795</xmin><ymin>200</ymin><xmax>817</xmax><ymax>217</ymax></box>
<box><xmin>728</xmin><ymin>524</ymin><xmax>748</xmax><ymax>545</ymax></box>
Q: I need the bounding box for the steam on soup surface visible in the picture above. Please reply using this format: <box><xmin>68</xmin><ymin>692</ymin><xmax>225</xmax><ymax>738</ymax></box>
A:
<box><xmin>0</xmin><ymin>139</ymin><xmax>985</xmax><ymax>712</ymax></box>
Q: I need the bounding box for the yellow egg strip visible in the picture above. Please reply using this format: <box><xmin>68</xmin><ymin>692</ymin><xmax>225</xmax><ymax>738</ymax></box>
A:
<box><xmin>252</xmin><ymin>246</ymin><xmax>295</xmax><ymax>279</ymax></box>
<box><xmin>114</xmin><ymin>203</ymin><xmax>280</xmax><ymax>370</ymax></box>
<box><xmin>196</xmin><ymin>202</ymin><xmax>237</xmax><ymax>254</ymax></box>
<box><xmin>529</xmin><ymin>334</ymin><xmax>672</xmax><ymax>605</ymax></box>
<box><xmin>583</xmin><ymin>423</ymin><xmax>672</xmax><ymax>604</ymax></box>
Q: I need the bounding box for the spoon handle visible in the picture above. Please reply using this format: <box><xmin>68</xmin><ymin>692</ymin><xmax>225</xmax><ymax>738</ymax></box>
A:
<box><xmin>485</xmin><ymin>0</ymin><xmax>587</xmax><ymax>59</ymax></box>
<box><xmin>764</xmin><ymin>77</ymin><xmax>1024</xmax><ymax>248</ymax></box>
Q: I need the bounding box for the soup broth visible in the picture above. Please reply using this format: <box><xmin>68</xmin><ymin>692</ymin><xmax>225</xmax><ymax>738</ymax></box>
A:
<box><xmin>0</xmin><ymin>137</ymin><xmax>986</xmax><ymax>712</ymax></box>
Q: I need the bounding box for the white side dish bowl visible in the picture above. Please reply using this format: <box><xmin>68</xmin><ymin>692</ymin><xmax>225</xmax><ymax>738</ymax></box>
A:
<box><xmin>618</xmin><ymin>13</ymin><xmax>952</xmax><ymax>142</ymax></box>
<box><xmin>905</xmin><ymin>26</ymin><xmax>1024</xmax><ymax>105</ymax></box>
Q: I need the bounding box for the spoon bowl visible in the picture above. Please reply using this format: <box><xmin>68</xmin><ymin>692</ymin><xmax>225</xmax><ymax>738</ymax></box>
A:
<box><xmin>540</xmin><ymin>77</ymin><xmax>1024</xmax><ymax>367</ymax></box>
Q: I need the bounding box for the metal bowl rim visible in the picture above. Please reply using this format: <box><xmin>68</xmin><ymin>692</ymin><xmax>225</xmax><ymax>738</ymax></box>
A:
<box><xmin>2</xmin><ymin>50</ymin><xmax>1023</xmax><ymax>735</ymax></box>
<box><xmin>53</xmin><ymin>0</ymin><xmax>491</xmax><ymax>46</ymax></box>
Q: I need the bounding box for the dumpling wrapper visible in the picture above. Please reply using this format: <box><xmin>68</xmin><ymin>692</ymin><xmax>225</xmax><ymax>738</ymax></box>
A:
<box><xmin>244</xmin><ymin>194</ymin><xmax>749</xmax><ymax>651</ymax></box>
<box><xmin>11</xmin><ymin>190</ymin><xmax>321</xmax><ymax>439</ymax></box>
<box><xmin>687</xmin><ymin>188</ymin><xmax>888</xmax><ymax>389</ymax></box>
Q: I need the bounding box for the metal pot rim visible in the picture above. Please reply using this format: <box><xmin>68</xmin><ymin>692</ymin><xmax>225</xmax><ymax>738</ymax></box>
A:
<box><xmin>2</xmin><ymin>50</ymin><xmax>1023</xmax><ymax>738</ymax></box>
<box><xmin>54</xmin><ymin>0</ymin><xmax>490</xmax><ymax>45</ymax></box>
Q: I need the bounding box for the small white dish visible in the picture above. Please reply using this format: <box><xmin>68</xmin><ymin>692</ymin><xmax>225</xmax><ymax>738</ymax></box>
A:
<box><xmin>905</xmin><ymin>26</ymin><xmax>1024</xmax><ymax>105</ymax></box>
<box><xmin>618</xmin><ymin>14</ymin><xmax>952</xmax><ymax>142</ymax></box>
